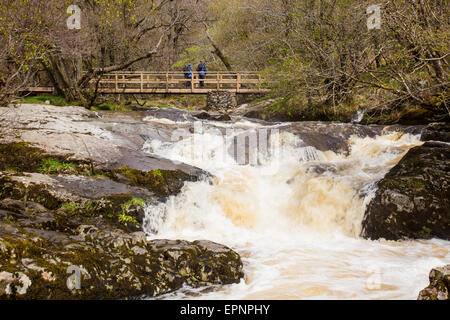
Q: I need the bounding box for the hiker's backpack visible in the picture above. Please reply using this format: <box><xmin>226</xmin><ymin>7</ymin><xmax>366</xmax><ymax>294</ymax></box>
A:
<box><xmin>198</xmin><ymin>63</ymin><xmax>206</xmax><ymax>75</ymax></box>
<box><xmin>184</xmin><ymin>66</ymin><xmax>192</xmax><ymax>78</ymax></box>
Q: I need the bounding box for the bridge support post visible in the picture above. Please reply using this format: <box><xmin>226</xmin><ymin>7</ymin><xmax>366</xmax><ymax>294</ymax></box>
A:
<box><xmin>166</xmin><ymin>72</ymin><xmax>169</xmax><ymax>92</ymax></box>
<box><xmin>236</xmin><ymin>73</ymin><xmax>241</xmax><ymax>93</ymax></box>
<box><xmin>206</xmin><ymin>90</ymin><xmax>237</xmax><ymax>112</ymax></box>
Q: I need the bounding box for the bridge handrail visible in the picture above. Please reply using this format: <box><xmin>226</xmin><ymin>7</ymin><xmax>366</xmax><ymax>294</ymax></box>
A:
<box><xmin>24</xmin><ymin>71</ymin><xmax>270</xmax><ymax>94</ymax></box>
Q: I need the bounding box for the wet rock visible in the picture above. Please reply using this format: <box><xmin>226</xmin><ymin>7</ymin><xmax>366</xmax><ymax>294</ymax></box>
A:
<box><xmin>144</xmin><ymin>107</ymin><xmax>198</xmax><ymax>123</ymax></box>
<box><xmin>361</xmin><ymin>141</ymin><xmax>450</xmax><ymax>240</ymax></box>
<box><xmin>418</xmin><ymin>265</ymin><xmax>450</xmax><ymax>300</ymax></box>
<box><xmin>283</xmin><ymin>122</ymin><xmax>386</xmax><ymax>153</ymax></box>
<box><xmin>0</xmin><ymin>220</ymin><xmax>244</xmax><ymax>299</ymax></box>
<box><xmin>421</xmin><ymin>122</ymin><xmax>450</xmax><ymax>143</ymax></box>
<box><xmin>0</xmin><ymin>104</ymin><xmax>244</xmax><ymax>300</ymax></box>
<box><xmin>0</xmin><ymin>104</ymin><xmax>205</xmax><ymax>178</ymax></box>
<box><xmin>0</xmin><ymin>173</ymin><xmax>155</xmax><ymax>232</ymax></box>
<box><xmin>192</xmin><ymin>111</ymin><xmax>231</xmax><ymax>122</ymax></box>
<box><xmin>0</xmin><ymin>171</ymin><xmax>243</xmax><ymax>299</ymax></box>
<box><xmin>111</xmin><ymin>167</ymin><xmax>200</xmax><ymax>197</ymax></box>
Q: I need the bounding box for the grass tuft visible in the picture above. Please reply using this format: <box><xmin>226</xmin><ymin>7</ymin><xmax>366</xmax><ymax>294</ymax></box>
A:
<box><xmin>39</xmin><ymin>158</ymin><xmax>76</xmax><ymax>174</ymax></box>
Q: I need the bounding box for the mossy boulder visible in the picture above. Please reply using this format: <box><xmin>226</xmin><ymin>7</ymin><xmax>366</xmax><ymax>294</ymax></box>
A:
<box><xmin>362</xmin><ymin>103</ymin><xmax>449</xmax><ymax>126</ymax></box>
<box><xmin>418</xmin><ymin>265</ymin><xmax>450</xmax><ymax>300</ymax></box>
<box><xmin>0</xmin><ymin>173</ymin><xmax>154</xmax><ymax>233</ymax></box>
<box><xmin>361</xmin><ymin>141</ymin><xmax>450</xmax><ymax>240</ymax></box>
<box><xmin>421</xmin><ymin>122</ymin><xmax>450</xmax><ymax>143</ymax></box>
<box><xmin>112</xmin><ymin>166</ymin><xmax>199</xmax><ymax>197</ymax></box>
<box><xmin>0</xmin><ymin>174</ymin><xmax>244</xmax><ymax>300</ymax></box>
<box><xmin>0</xmin><ymin>142</ymin><xmax>94</xmax><ymax>176</ymax></box>
<box><xmin>0</xmin><ymin>220</ymin><xmax>243</xmax><ymax>299</ymax></box>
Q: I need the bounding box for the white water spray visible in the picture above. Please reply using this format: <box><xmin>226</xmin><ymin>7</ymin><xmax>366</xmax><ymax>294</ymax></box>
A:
<box><xmin>142</xmin><ymin>123</ymin><xmax>450</xmax><ymax>300</ymax></box>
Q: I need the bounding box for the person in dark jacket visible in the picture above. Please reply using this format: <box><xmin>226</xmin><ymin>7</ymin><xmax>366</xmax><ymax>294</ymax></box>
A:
<box><xmin>184</xmin><ymin>63</ymin><xmax>193</xmax><ymax>87</ymax></box>
<box><xmin>197</xmin><ymin>61</ymin><xmax>207</xmax><ymax>87</ymax></box>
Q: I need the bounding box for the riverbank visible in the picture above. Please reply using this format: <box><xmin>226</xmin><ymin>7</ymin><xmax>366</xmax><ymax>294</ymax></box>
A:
<box><xmin>0</xmin><ymin>104</ymin><xmax>244</xmax><ymax>299</ymax></box>
<box><xmin>16</xmin><ymin>91</ymin><xmax>449</xmax><ymax>126</ymax></box>
<box><xmin>233</xmin><ymin>94</ymin><xmax>449</xmax><ymax>125</ymax></box>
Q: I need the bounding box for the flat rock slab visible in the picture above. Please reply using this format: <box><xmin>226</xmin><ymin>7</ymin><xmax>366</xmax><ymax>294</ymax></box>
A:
<box><xmin>9</xmin><ymin>173</ymin><xmax>154</xmax><ymax>201</ymax></box>
<box><xmin>0</xmin><ymin>104</ymin><xmax>204</xmax><ymax>176</ymax></box>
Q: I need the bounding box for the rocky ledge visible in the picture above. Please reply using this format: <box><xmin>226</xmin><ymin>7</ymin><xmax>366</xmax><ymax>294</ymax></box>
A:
<box><xmin>0</xmin><ymin>215</ymin><xmax>243</xmax><ymax>299</ymax></box>
<box><xmin>0</xmin><ymin>104</ymin><xmax>244</xmax><ymax>299</ymax></box>
<box><xmin>361</xmin><ymin>123</ymin><xmax>450</xmax><ymax>240</ymax></box>
<box><xmin>0</xmin><ymin>172</ymin><xmax>244</xmax><ymax>300</ymax></box>
<box><xmin>418</xmin><ymin>265</ymin><xmax>450</xmax><ymax>300</ymax></box>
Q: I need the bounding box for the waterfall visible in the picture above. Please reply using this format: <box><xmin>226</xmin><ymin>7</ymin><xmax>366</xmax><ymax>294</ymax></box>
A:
<box><xmin>142</xmin><ymin>122</ymin><xmax>450</xmax><ymax>300</ymax></box>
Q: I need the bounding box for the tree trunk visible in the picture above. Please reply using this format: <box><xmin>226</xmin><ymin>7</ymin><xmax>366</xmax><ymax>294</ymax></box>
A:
<box><xmin>203</xmin><ymin>23</ymin><xmax>233</xmax><ymax>71</ymax></box>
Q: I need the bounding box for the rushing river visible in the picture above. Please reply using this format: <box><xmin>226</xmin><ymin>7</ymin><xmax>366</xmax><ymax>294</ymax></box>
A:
<box><xmin>141</xmin><ymin>118</ymin><xmax>450</xmax><ymax>300</ymax></box>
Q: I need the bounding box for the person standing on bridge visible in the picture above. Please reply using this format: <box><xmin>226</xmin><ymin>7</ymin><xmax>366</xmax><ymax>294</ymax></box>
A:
<box><xmin>184</xmin><ymin>63</ymin><xmax>193</xmax><ymax>87</ymax></box>
<box><xmin>197</xmin><ymin>61</ymin><xmax>207</xmax><ymax>87</ymax></box>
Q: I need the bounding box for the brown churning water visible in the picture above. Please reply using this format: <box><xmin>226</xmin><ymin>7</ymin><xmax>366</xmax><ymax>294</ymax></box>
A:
<box><xmin>142</xmin><ymin>121</ymin><xmax>449</xmax><ymax>300</ymax></box>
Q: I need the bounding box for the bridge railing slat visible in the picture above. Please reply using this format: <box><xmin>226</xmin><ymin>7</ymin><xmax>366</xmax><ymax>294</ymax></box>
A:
<box><xmin>24</xmin><ymin>71</ymin><xmax>270</xmax><ymax>94</ymax></box>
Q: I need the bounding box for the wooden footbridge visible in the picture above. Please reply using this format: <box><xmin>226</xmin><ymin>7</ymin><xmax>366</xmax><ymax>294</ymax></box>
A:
<box><xmin>26</xmin><ymin>71</ymin><xmax>269</xmax><ymax>94</ymax></box>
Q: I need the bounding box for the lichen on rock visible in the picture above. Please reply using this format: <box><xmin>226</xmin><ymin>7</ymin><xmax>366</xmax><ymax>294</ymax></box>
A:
<box><xmin>361</xmin><ymin>122</ymin><xmax>450</xmax><ymax>241</ymax></box>
<box><xmin>418</xmin><ymin>265</ymin><xmax>450</xmax><ymax>300</ymax></box>
<box><xmin>0</xmin><ymin>204</ymin><xmax>244</xmax><ymax>300</ymax></box>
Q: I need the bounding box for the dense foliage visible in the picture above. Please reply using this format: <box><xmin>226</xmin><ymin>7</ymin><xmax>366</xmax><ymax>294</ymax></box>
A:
<box><xmin>0</xmin><ymin>0</ymin><xmax>448</xmax><ymax>118</ymax></box>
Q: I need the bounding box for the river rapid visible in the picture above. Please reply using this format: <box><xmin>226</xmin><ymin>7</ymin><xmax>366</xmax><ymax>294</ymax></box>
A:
<box><xmin>141</xmin><ymin>116</ymin><xmax>450</xmax><ymax>300</ymax></box>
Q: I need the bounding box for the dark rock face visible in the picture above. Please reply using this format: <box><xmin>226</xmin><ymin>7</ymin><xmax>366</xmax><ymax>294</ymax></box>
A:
<box><xmin>0</xmin><ymin>173</ymin><xmax>243</xmax><ymax>300</ymax></box>
<box><xmin>418</xmin><ymin>265</ymin><xmax>450</xmax><ymax>300</ymax></box>
<box><xmin>0</xmin><ymin>215</ymin><xmax>243</xmax><ymax>299</ymax></box>
<box><xmin>144</xmin><ymin>107</ymin><xmax>197</xmax><ymax>123</ymax></box>
<box><xmin>192</xmin><ymin>110</ymin><xmax>232</xmax><ymax>122</ymax></box>
<box><xmin>361</xmin><ymin>141</ymin><xmax>450</xmax><ymax>240</ymax></box>
<box><xmin>421</xmin><ymin>122</ymin><xmax>450</xmax><ymax>143</ymax></box>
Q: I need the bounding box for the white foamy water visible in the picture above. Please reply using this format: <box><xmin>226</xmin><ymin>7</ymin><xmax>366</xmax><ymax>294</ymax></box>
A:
<box><xmin>142</xmin><ymin>123</ymin><xmax>450</xmax><ymax>300</ymax></box>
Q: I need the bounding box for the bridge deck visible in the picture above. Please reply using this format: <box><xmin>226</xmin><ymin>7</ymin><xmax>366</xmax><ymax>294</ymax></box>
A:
<box><xmin>25</xmin><ymin>71</ymin><xmax>270</xmax><ymax>94</ymax></box>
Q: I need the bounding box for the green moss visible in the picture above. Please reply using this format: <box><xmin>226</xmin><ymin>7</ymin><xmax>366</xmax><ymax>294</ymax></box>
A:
<box><xmin>85</xmin><ymin>201</ymin><xmax>94</xmax><ymax>211</ymax></box>
<box><xmin>20</xmin><ymin>95</ymin><xmax>78</xmax><ymax>107</ymax></box>
<box><xmin>112</xmin><ymin>166</ymin><xmax>167</xmax><ymax>195</ymax></box>
<box><xmin>90</xmin><ymin>103</ymin><xmax>131</xmax><ymax>112</ymax></box>
<box><xmin>59</xmin><ymin>202</ymin><xmax>79</xmax><ymax>213</ymax></box>
<box><xmin>121</xmin><ymin>198</ymin><xmax>145</xmax><ymax>209</ymax></box>
<box><xmin>0</xmin><ymin>142</ymin><xmax>97</xmax><ymax>177</ymax></box>
<box><xmin>39</xmin><ymin>158</ymin><xmax>76</xmax><ymax>174</ymax></box>
<box><xmin>0</xmin><ymin>142</ymin><xmax>45</xmax><ymax>173</ymax></box>
<box><xmin>118</xmin><ymin>198</ymin><xmax>145</xmax><ymax>228</ymax></box>
<box><xmin>118</xmin><ymin>213</ymin><xmax>140</xmax><ymax>227</ymax></box>
<box><xmin>0</xmin><ymin>179</ymin><xmax>63</xmax><ymax>210</ymax></box>
<box><xmin>150</xmin><ymin>169</ymin><xmax>163</xmax><ymax>178</ymax></box>
<box><xmin>382</xmin><ymin>177</ymin><xmax>427</xmax><ymax>191</ymax></box>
